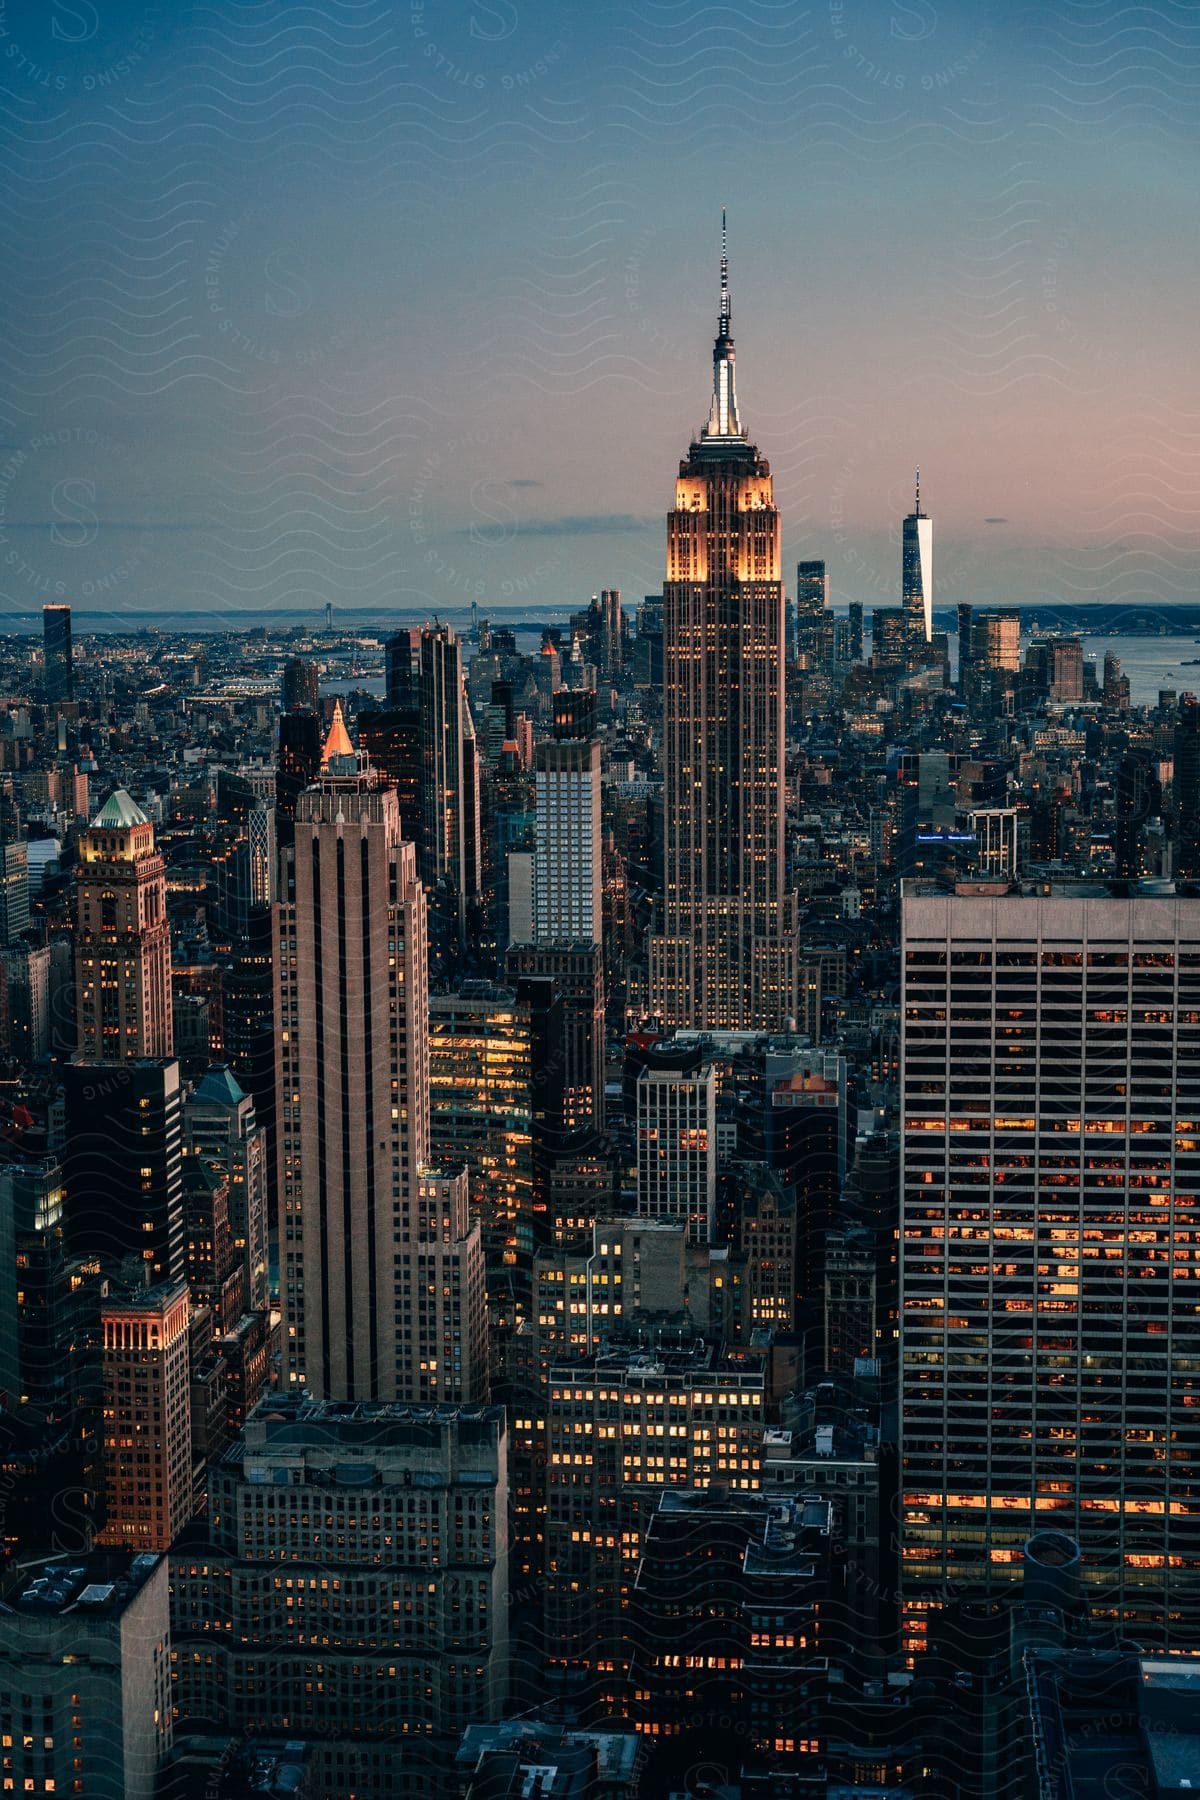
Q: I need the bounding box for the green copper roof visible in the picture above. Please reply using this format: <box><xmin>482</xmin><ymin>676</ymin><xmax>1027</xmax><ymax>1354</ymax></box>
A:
<box><xmin>91</xmin><ymin>788</ymin><xmax>149</xmax><ymax>829</ymax></box>
<box><xmin>191</xmin><ymin>1065</ymin><xmax>246</xmax><ymax>1108</ymax></box>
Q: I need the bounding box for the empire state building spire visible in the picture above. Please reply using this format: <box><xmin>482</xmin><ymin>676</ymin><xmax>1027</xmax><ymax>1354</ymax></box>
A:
<box><xmin>650</xmin><ymin>224</ymin><xmax>800</xmax><ymax>1032</ymax></box>
<box><xmin>704</xmin><ymin>209</ymin><xmax>742</xmax><ymax>441</ymax></box>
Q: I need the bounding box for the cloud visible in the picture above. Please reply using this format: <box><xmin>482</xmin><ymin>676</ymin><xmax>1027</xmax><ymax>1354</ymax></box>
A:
<box><xmin>507</xmin><ymin>479</ymin><xmax>541</xmax><ymax>489</ymax></box>
<box><xmin>516</xmin><ymin>513</ymin><xmax>658</xmax><ymax>538</ymax></box>
<box><xmin>983</xmin><ymin>516</ymin><xmax>1008</xmax><ymax>525</ymax></box>
<box><xmin>0</xmin><ymin>520</ymin><xmax>206</xmax><ymax>532</ymax></box>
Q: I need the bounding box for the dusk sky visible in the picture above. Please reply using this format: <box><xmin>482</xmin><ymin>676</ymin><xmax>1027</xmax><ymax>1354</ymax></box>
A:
<box><xmin>1</xmin><ymin>0</ymin><xmax>1197</xmax><ymax>621</ymax></box>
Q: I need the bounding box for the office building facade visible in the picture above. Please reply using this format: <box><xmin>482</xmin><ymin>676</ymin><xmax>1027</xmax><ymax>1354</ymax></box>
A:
<box><xmin>172</xmin><ymin>1397</ymin><xmax>509</xmax><ymax>1798</ymax></box>
<box><xmin>0</xmin><ymin>1551</ymin><xmax>171</xmax><ymax>1800</ymax></box>
<box><xmin>636</xmin><ymin>1053</ymin><xmax>717</xmax><ymax>1246</ymax></box>
<box><xmin>900</xmin><ymin>884</ymin><xmax>1200</xmax><ymax>1654</ymax></box>
<box><xmin>99</xmin><ymin>1279</ymin><xmax>192</xmax><ymax>1552</ymax></box>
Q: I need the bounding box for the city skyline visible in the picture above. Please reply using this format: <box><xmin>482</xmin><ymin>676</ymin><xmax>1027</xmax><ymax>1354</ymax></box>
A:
<box><xmin>0</xmin><ymin>3</ymin><xmax>1197</xmax><ymax>618</ymax></box>
<box><xmin>3</xmin><ymin>6</ymin><xmax>1200</xmax><ymax>1796</ymax></box>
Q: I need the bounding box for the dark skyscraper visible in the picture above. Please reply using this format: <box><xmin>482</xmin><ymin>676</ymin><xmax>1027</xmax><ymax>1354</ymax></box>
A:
<box><xmin>1176</xmin><ymin>697</ymin><xmax>1200</xmax><ymax>878</ymax></box>
<box><xmin>847</xmin><ymin>599</ymin><xmax>864</xmax><ymax>662</ymax></box>
<box><xmin>420</xmin><ymin>622</ymin><xmax>479</xmax><ymax>958</ymax></box>
<box><xmin>902</xmin><ymin>470</ymin><xmax>933</xmax><ymax>643</ymax></box>
<box><xmin>796</xmin><ymin>558</ymin><xmax>828</xmax><ymax>614</ymax></box>
<box><xmin>63</xmin><ymin>1057</ymin><xmax>185</xmax><ymax>1286</ymax></box>
<box><xmin>275</xmin><ymin>708</ymin><xmax>322</xmax><ymax>830</ymax></box>
<box><xmin>794</xmin><ymin>558</ymin><xmax>832</xmax><ymax>673</ymax></box>
<box><xmin>280</xmin><ymin>655</ymin><xmax>319</xmax><ymax>713</ymax></box>
<box><xmin>42</xmin><ymin>604</ymin><xmax>73</xmax><ymax>705</ymax></box>
<box><xmin>385</xmin><ymin>626</ymin><xmax>421</xmax><ymax>708</ymax></box>
<box><xmin>1115</xmin><ymin>749</ymin><xmax>1162</xmax><ymax>879</ymax></box>
<box><xmin>648</xmin><ymin>219</ymin><xmax>799</xmax><ymax>1029</ymax></box>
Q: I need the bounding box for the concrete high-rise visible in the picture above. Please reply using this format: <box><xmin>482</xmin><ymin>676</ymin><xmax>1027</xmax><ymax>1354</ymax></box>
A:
<box><xmin>75</xmin><ymin>790</ymin><xmax>173</xmax><ymax>1061</ymax></box>
<box><xmin>1049</xmin><ymin>637</ymin><xmax>1085</xmax><ymax>703</ymax></box>
<box><xmin>636</xmin><ymin>1045</ymin><xmax>717</xmax><ymax>1246</ymax></box>
<box><xmin>99</xmin><ymin>1278</ymin><xmax>192</xmax><ymax>1551</ymax></box>
<box><xmin>405</xmin><ymin>1168</ymin><xmax>488</xmax><ymax>1402</ymax></box>
<box><xmin>172</xmin><ymin>1396</ymin><xmax>509</xmax><ymax>1799</ymax></box>
<box><xmin>0</xmin><ymin>838</ymin><xmax>29</xmax><ymax>946</ymax></box>
<box><xmin>648</xmin><ymin>220</ymin><xmax>799</xmax><ymax>1030</ymax></box>
<box><xmin>428</xmin><ymin>980</ymin><xmax>541</xmax><ymax>1324</ymax></box>
<box><xmin>902</xmin><ymin>470</ymin><xmax>933</xmax><ymax>643</ymax></box>
<box><xmin>277</xmin><ymin>709</ymin><xmax>423</xmax><ymax>1397</ymax></box>
<box><xmin>533</xmin><ymin>735</ymin><xmax>602</xmax><ymax>943</ymax></box>
<box><xmin>544</xmin><ymin>1341</ymin><xmax>765</xmax><ymax>1686</ymax></box>
<box><xmin>899</xmin><ymin>882</ymin><xmax>1200</xmax><ymax>1653</ymax></box>
<box><xmin>0</xmin><ymin>1551</ymin><xmax>171</xmax><ymax>1800</ymax></box>
<box><xmin>276</xmin><ymin>707</ymin><xmax>485</xmax><ymax>1403</ymax></box>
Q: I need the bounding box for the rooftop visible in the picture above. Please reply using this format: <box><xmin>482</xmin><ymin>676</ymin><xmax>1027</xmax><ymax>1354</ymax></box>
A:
<box><xmin>90</xmin><ymin>786</ymin><xmax>149</xmax><ymax>829</ymax></box>
<box><xmin>3</xmin><ymin>1549</ymin><xmax>162</xmax><ymax>1619</ymax></box>
<box><xmin>189</xmin><ymin>1064</ymin><xmax>247</xmax><ymax>1108</ymax></box>
<box><xmin>904</xmin><ymin>876</ymin><xmax>1200</xmax><ymax>901</ymax></box>
<box><xmin>1027</xmin><ymin>1650</ymin><xmax>1200</xmax><ymax>1800</ymax></box>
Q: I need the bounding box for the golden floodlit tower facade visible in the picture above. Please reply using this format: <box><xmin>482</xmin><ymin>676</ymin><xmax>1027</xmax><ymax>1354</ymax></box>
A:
<box><xmin>75</xmin><ymin>789</ymin><xmax>173</xmax><ymax>1061</ymax></box>
<box><xmin>648</xmin><ymin>217</ymin><xmax>799</xmax><ymax>1030</ymax></box>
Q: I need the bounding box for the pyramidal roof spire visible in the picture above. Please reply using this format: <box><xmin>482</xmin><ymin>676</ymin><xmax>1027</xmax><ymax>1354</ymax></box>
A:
<box><xmin>704</xmin><ymin>208</ymin><xmax>742</xmax><ymax>441</ymax></box>
<box><xmin>321</xmin><ymin>698</ymin><xmax>355</xmax><ymax>768</ymax></box>
<box><xmin>91</xmin><ymin>787</ymin><xmax>149</xmax><ymax>829</ymax></box>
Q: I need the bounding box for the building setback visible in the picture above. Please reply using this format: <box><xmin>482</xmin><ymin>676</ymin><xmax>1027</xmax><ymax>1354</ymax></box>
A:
<box><xmin>648</xmin><ymin>223</ymin><xmax>800</xmax><ymax>1030</ymax></box>
<box><xmin>277</xmin><ymin>711</ymin><xmax>485</xmax><ymax>1405</ymax></box>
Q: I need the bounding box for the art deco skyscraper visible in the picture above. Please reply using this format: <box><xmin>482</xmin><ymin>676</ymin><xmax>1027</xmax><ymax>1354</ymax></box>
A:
<box><xmin>648</xmin><ymin>219</ymin><xmax>799</xmax><ymax>1030</ymax></box>
<box><xmin>902</xmin><ymin>471</ymin><xmax>933</xmax><ymax>643</ymax></box>
<box><xmin>276</xmin><ymin>705</ymin><xmax>485</xmax><ymax>1403</ymax></box>
<box><xmin>75</xmin><ymin>790</ymin><xmax>173</xmax><ymax>1061</ymax></box>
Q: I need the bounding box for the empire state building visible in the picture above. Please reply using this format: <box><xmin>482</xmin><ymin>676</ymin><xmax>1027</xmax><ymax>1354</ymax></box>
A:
<box><xmin>648</xmin><ymin>222</ymin><xmax>800</xmax><ymax>1030</ymax></box>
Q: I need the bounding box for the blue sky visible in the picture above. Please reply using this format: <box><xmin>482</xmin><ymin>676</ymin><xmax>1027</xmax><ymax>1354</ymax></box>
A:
<box><xmin>0</xmin><ymin>0</ymin><xmax>1197</xmax><ymax>619</ymax></box>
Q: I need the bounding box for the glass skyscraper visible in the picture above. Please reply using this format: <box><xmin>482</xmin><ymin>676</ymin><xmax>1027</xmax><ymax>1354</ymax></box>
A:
<box><xmin>901</xmin><ymin>473</ymin><xmax>933</xmax><ymax>643</ymax></box>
